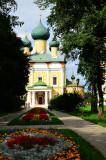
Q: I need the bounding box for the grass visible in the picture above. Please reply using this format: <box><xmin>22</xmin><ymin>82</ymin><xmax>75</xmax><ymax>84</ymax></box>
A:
<box><xmin>0</xmin><ymin>128</ymin><xmax>105</xmax><ymax>160</ymax></box>
<box><xmin>70</xmin><ymin>105</ymin><xmax>106</xmax><ymax>127</ymax></box>
<box><xmin>0</xmin><ymin>108</ymin><xmax>24</xmax><ymax>117</ymax></box>
<box><xmin>7</xmin><ymin>109</ymin><xmax>63</xmax><ymax>125</ymax></box>
<box><xmin>56</xmin><ymin>105</ymin><xmax>106</xmax><ymax>127</ymax></box>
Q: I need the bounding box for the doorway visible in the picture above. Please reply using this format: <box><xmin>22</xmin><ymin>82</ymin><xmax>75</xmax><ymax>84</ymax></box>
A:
<box><xmin>39</xmin><ymin>96</ymin><xmax>42</xmax><ymax>104</ymax></box>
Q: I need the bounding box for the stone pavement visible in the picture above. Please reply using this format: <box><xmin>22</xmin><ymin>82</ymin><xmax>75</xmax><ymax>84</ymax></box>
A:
<box><xmin>0</xmin><ymin>108</ymin><xmax>106</xmax><ymax>158</ymax></box>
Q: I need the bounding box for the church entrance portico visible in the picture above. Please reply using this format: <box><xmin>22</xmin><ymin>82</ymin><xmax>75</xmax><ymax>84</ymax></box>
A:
<box><xmin>27</xmin><ymin>87</ymin><xmax>52</xmax><ymax>107</ymax></box>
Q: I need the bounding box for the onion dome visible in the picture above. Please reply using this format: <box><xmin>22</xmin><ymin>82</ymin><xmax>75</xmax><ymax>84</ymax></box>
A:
<box><xmin>49</xmin><ymin>40</ymin><xmax>60</xmax><ymax>48</ymax></box>
<box><xmin>29</xmin><ymin>46</ymin><xmax>33</xmax><ymax>52</ymax></box>
<box><xmin>23</xmin><ymin>36</ymin><xmax>31</xmax><ymax>47</ymax></box>
<box><xmin>34</xmin><ymin>81</ymin><xmax>47</xmax><ymax>86</ymax></box>
<box><xmin>31</xmin><ymin>21</ymin><xmax>50</xmax><ymax>40</ymax></box>
<box><xmin>71</xmin><ymin>74</ymin><xmax>75</xmax><ymax>79</ymax></box>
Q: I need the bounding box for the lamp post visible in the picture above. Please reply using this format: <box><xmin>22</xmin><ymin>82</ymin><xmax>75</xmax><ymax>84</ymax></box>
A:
<box><xmin>76</xmin><ymin>78</ymin><xmax>80</xmax><ymax>92</ymax></box>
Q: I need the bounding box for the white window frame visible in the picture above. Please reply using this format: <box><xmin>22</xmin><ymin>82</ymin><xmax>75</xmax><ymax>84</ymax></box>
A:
<box><xmin>52</xmin><ymin>75</ymin><xmax>58</xmax><ymax>86</ymax></box>
<box><xmin>37</xmin><ymin>75</ymin><xmax>43</xmax><ymax>82</ymax></box>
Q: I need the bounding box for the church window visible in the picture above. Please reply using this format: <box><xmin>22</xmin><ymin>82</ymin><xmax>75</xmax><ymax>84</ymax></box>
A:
<box><xmin>38</xmin><ymin>76</ymin><xmax>42</xmax><ymax>82</ymax></box>
<box><xmin>53</xmin><ymin>77</ymin><xmax>57</xmax><ymax>85</ymax></box>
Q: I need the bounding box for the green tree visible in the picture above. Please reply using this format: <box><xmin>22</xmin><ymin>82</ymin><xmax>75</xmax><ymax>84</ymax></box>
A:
<box><xmin>78</xmin><ymin>60</ymin><xmax>98</xmax><ymax>113</ymax></box>
<box><xmin>0</xmin><ymin>0</ymin><xmax>29</xmax><ymax>112</ymax></box>
<box><xmin>66</xmin><ymin>78</ymin><xmax>72</xmax><ymax>86</ymax></box>
<box><xmin>34</xmin><ymin>0</ymin><xmax>106</xmax><ymax>117</ymax></box>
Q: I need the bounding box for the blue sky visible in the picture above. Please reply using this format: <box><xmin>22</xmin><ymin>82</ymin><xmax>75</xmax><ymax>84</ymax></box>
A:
<box><xmin>11</xmin><ymin>0</ymin><xmax>87</xmax><ymax>89</ymax></box>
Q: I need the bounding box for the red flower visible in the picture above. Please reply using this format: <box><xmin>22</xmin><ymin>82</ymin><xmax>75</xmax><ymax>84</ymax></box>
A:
<box><xmin>39</xmin><ymin>114</ymin><xmax>49</xmax><ymax>121</ymax></box>
<box><xmin>21</xmin><ymin>108</ymin><xmax>49</xmax><ymax>121</ymax></box>
<box><xmin>6</xmin><ymin>135</ymin><xmax>55</xmax><ymax>149</ymax></box>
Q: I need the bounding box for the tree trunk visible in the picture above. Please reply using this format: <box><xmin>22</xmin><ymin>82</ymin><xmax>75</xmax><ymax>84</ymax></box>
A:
<box><xmin>91</xmin><ymin>83</ymin><xmax>98</xmax><ymax>113</ymax></box>
<box><xmin>97</xmin><ymin>62</ymin><xmax>104</xmax><ymax>117</ymax></box>
<box><xmin>97</xmin><ymin>83</ymin><xmax>104</xmax><ymax>117</ymax></box>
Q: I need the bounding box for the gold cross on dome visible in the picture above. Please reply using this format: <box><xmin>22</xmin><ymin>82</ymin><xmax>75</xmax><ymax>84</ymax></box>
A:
<box><xmin>40</xmin><ymin>10</ymin><xmax>41</xmax><ymax>21</ymax></box>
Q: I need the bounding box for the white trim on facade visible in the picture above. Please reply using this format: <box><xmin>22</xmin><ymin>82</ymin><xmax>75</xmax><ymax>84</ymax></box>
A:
<box><xmin>33</xmin><ymin>68</ymin><xmax>63</xmax><ymax>72</ymax></box>
<box><xmin>66</xmin><ymin>87</ymin><xmax>84</xmax><ymax>91</ymax></box>
<box><xmin>32</xmin><ymin>91</ymin><xmax>35</xmax><ymax>106</ymax></box>
<box><xmin>49</xmin><ymin>63</ymin><xmax>61</xmax><ymax>69</ymax></box>
<box><xmin>27</xmin><ymin>91</ymin><xmax>31</xmax><ymax>104</ymax></box>
<box><xmin>45</xmin><ymin>91</ymin><xmax>48</xmax><ymax>106</ymax></box>
<box><xmin>28</xmin><ymin>89</ymin><xmax>52</xmax><ymax>92</ymax></box>
<box><xmin>34</xmin><ymin>86</ymin><xmax>47</xmax><ymax>89</ymax></box>
<box><xmin>31</xmin><ymin>68</ymin><xmax>34</xmax><ymax>86</ymax></box>
<box><xmin>33</xmin><ymin>63</ymin><xmax>48</xmax><ymax>69</ymax></box>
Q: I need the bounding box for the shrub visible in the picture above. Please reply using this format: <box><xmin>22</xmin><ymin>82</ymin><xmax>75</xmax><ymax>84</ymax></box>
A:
<box><xmin>0</xmin><ymin>94</ymin><xmax>24</xmax><ymax>113</ymax></box>
<box><xmin>49</xmin><ymin>92</ymin><xmax>84</xmax><ymax>112</ymax></box>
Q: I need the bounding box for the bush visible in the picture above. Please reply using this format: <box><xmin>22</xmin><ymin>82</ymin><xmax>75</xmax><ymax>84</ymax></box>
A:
<box><xmin>49</xmin><ymin>92</ymin><xmax>84</xmax><ymax>112</ymax></box>
<box><xmin>0</xmin><ymin>93</ymin><xmax>24</xmax><ymax>113</ymax></box>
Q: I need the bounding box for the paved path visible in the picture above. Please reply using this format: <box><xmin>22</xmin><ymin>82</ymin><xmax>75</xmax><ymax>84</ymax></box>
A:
<box><xmin>0</xmin><ymin>108</ymin><xmax>106</xmax><ymax>158</ymax></box>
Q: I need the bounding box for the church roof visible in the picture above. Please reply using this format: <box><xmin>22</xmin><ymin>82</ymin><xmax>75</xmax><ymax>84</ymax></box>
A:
<box><xmin>27</xmin><ymin>85</ymin><xmax>52</xmax><ymax>90</ymax></box>
<box><xmin>71</xmin><ymin>75</ymin><xmax>75</xmax><ymax>79</ymax></box>
<box><xmin>31</xmin><ymin>21</ymin><xmax>50</xmax><ymax>40</ymax></box>
<box><xmin>29</xmin><ymin>46</ymin><xmax>33</xmax><ymax>52</ymax></box>
<box><xmin>67</xmin><ymin>83</ymin><xmax>84</xmax><ymax>88</ymax></box>
<box><xmin>29</xmin><ymin>53</ymin><xmax>64</xmax><ymax>63</ymax></box>
<box><xmin>23</xmin><ymin>36</ymin><xmax>31</xmax><ymax>47</ymax></box>
<box><xmin>34</xmin><ymin>81</ymin><xmax>47</xmax><ymax>86</ymax></box>
<box><xmin>49</xmin><ymin>40</ymin><xmax>60</xmax><ymax>48</ymax></box>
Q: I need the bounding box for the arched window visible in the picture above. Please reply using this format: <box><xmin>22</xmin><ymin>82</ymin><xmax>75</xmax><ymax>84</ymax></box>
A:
<box><xmin>37</xmin><ymin>75</ymin><xmax>43</xmax><ymax>82</ymax></box>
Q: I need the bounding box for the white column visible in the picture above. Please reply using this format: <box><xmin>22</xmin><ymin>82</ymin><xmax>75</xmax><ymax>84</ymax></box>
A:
<box><xmin>45</xmin><ymin>91</ymin><xmax>48</xmax><ymax>106</ymax></box>
<box><xmin>27</xmin><ymin>92</ymin><xmax>29</xmax><ymax>103</ymax></box>
<box><xmin>31</xmin><ymin>67</ymin><xmax>34</xmax><ymax>86</ymax></box>
<box><xmin>32</xmin><ymin>91</ymin><xmax>35</xmax><ymax>106</ymax></box>
<box><xmin>27</xmin><ymin>91</ymin><xmax>31</xmax><ymax>104</ymax></box>
<box><xmin>49</xmin><ymin>91</ymin><xmax>52</xmax><ymax>100</ymax></box>
<box><xmin>47</xmin><ymin>69</ymin><xmax>49</xmax><ymax>85</ymax></box>
<box><xmin>61</xmin><ymin>68</ymin><xmax>64</xmax><ymax>94</ymax></box>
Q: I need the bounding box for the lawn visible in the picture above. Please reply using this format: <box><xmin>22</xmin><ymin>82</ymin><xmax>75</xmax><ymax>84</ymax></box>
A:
<box><xmin>0</xmin><ymin>128</ymin><xmax>105</xmax><ymax>160</ymax></box>
<box><xmin>7</xmin><ymin>108</ymin><xmax>63</xmax><ymax>125</ymax></box>
<box><xmin>70</xmin><ymin>105</ymin><xmax>106</xmax><ymax>127</ymax></box>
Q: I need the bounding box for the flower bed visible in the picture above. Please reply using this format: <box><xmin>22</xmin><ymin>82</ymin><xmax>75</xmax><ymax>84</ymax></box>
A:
<box><xmin>0</xmin><ymin>129</ymin><xmax>80</xmax><ymax>160</ymax></box>
<box><xmin>7</xmin><ymin>108</ymin><xmax>63</xmax><ymax>125</ymax></box>
<box><xmin>21</xmin><ymin>107</ymin><xmax>51</xmax><ymax>121</ymax></box>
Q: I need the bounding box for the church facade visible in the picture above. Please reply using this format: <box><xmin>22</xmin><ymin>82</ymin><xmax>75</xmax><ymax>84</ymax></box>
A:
<box><xmin>23</xmin><ymin>18</ymin><xmax>84</xmax><ymax>107</ymax></box>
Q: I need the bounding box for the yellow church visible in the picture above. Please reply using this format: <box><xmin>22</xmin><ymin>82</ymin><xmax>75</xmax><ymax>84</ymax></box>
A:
<box><xmin>23</xmin><ymin>17</ymin><xmax>84</xmax><ymax>107</ymax></box>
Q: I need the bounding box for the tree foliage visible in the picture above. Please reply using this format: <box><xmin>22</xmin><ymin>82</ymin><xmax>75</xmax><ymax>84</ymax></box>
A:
<box><xmin>49</xmin><ymin>92</ymin><xmax>84</xmax><ymax>112</ymax></box>
<box><xmin>0</xmin><ymin>0</ymin><xmax>29</xmax><ymax>112</ymax></box>
<box><xmin>34</xmin><ymin>0</ymin><xmax>106</xmax><ymax>116</ymax></box>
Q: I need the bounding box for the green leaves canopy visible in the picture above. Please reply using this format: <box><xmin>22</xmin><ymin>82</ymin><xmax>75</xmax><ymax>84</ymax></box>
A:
<box><xmin>0</xmin><ymin>0</ymin><xmax>29</xmax><ymax>112</ymax></box>
<box><xmin>34</xmin><ymin>0</ymin><xmax>106</xmax><ymax>114</ymax></box>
